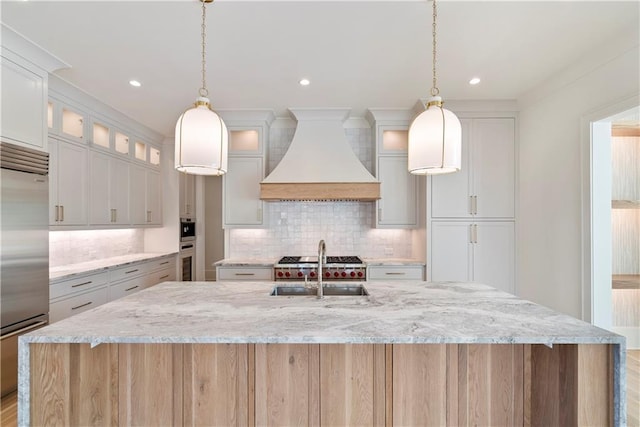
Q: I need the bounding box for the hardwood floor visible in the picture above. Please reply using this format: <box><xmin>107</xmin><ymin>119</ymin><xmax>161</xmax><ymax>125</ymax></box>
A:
<box><xmin>1</xmin><ymin>350</ymin><xmax>639</xmax><ymax>426</ymax></box>
<box><xmin>0</xmin><ymin>391</ymin><xmax>17</xmax><ymax>427</ymax></box>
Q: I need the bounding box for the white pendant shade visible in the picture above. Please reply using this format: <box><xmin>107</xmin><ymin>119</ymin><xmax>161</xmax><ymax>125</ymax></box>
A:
<box><xmin>175</xmin><ymin>97</ymin><xmax>228</xmax><ymax>176</ymax></box>
<box><xmin>408</xmin><ymin>97</ymin><xmax>462</xmax><ymax>175</ymax></box>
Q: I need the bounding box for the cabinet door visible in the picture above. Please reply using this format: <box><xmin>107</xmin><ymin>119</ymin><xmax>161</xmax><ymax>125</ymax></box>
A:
<box><xmin>377</xmin><ymin>156</ymin><xmax>417</xmax><ymax>227</ymax></box>
<box><xmin>130</xmin><ymin>165</ymin><xmax>147</xmax><ymax>225</ymax></box>
<box><xmin>146</xmin><ymin>170</ymin><xmax>162</xmax><ymax>225</ymax></box>
<box><xmin>89</xmin><ymin>151</ymin><xmax>112</xmax><ymax>225</ymax></box>
<box><xmin>430</xmin><ymin>119</ymin><xmax>472</xmax><ymax>218</ymax></box>
<box><xmin>48</xmin><ymin>139</ymin><xmax>60</xmax><ymax>224</ymax></box>
<box><xmin>223</xmin><ymin>157</ymin><xmax>264</xmax><ymax>227</ymax></box>
<box><xmin>179</xmin><ymin>172</ymin><xmax>195</xmax><ymax>218</ymax></box>
<box><xmin>472</xmin><ymin>119</ymin><xmax>515</xmax><ymax>218</ymax></box>
<box><xmin>430</xmin><ymin>221</ymin><xmax>473</xmax><ymax>282</ymax></box>
<box><xmin>110</xmin><ymin>158</ymin><xmax>130</xmax><ymax>225</ymax></box>
<box><xmin>473</xmin><ymin>222</ymin><xmax>515</xmax><ymax>293</ymax></box>
<box><xmin>56</xmin><ymin>141</ymin><xmax>88</xmax><ymax>225</ymax></box>
<box><xmin>1</xmin><ymin>57</ymin><xmax>46</xmax><ymax>151</ymax></box>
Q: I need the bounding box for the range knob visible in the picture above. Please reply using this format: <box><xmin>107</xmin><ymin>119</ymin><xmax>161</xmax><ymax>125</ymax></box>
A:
<box><xmin>325</xmin><ymin>272</ymin><xmax>331</xmax><ymax>278</ymax></box>
<box><xmin>350</xmin><ymin>271</ymin><xmax>356</xmax><ymax>277</ymax></box>
<box><xmin>334</xmin><ymin>271</ymin><xmax>340</xmax><ymax>278</ymax></box>
<box><xmin>277</xmin><ymin>271</ymin><xmax>284</xmax><ymax>278</ymax></box>
<box><xmin>297</xmin><ymin>271</ymin><xmax>304</xmax><ymax>277</ymax></box>
<box><xmin>310</xmin><ymin>271</ymin><xmax>316</xmax><ymax>278</ymax></box>
<box><xmin>357</xmin><ymin>271</ymin><xmax>364</xmax><ymax>278</ymax></box>
<box><xmin>285</xmin><ymin>271</ymin><xmax>291</xmax><ymax>277</ymax></box>
<box><xmin>341</xmin><ymin>271</ymin><xmax>347</xmax><ymax>277</ymax></box>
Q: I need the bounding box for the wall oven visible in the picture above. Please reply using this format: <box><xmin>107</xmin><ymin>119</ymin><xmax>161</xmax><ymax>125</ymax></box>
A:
<box><xmin>180</xmin><ymin>218</ymin><xmax>195</xmax><ymax>242</ymax></box>
<box><xmin>179</xmin><ymin>242</ymin><xmax>195</xmax><ymax>281</ymax></box>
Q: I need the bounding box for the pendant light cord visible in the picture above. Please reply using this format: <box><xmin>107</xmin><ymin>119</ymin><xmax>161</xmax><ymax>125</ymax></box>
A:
<box><xmin>430</xmin><ymin>0</ymin><xmax>439</xmax><ymax>97</ymax></box>
<box><xmin>199</xmin><ymin>0</ymin><xmax>209</xmax><ymax>98</ymax></box>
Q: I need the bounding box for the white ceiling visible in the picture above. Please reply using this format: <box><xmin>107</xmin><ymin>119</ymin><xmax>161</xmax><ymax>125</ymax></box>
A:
<box><xmin>1</xmin><ymin>1</ymin><xmax>638</xmax><ymax>137</ymax></box>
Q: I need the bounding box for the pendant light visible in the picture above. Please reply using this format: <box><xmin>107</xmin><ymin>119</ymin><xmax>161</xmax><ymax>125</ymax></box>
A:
<box><xmin>408</xmin><ymin>0</ymin><xmax>462</xmax><ymax>175</ymax></box>
<box><xmin>175</xmin><ymin>0</ymin><xmax>228</xmax><ymax>176</ymax></box>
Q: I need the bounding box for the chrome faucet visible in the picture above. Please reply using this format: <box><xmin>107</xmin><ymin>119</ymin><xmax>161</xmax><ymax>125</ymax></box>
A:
<box><xmin>317</xmin><ymin>239</ymin><xmax>326</xmax><ymax>299</ymax></box>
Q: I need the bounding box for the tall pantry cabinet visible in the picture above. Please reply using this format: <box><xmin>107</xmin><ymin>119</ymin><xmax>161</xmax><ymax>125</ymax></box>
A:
<box><xmin>428</xmin><ymin>116</ymin><xmax>516</xmax><ymax>293</ymax></box>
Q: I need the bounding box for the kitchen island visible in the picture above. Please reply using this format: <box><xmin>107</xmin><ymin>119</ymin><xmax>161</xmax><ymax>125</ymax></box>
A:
<box><xmin>19</xmin><ymin>280</ymin><xmax>625</xmax><ymax>426</ymax></box>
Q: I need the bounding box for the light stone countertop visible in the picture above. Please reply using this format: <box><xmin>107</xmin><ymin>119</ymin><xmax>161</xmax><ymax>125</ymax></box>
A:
<box><xmin>50</xmin><ymin>252</ymin><xmax>178</xmax><ymax>283</ymax></box>
<box><xmin>213</xmin><ymin>258</ymin><xmax>277</xmax><ymax>267</ymax></box>
<box><xmin>22</xmin><ymin>280</ymin><xmax>623</xmax><ymax>346</ymax></box>
<box><xmin>364</xmin><ymin>258</ymin><xmax>425</xmax><ymax>266</ymax></box>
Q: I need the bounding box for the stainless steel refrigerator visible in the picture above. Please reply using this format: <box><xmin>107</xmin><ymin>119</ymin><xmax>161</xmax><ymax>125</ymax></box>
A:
<box><xmin>0</xmin><ymin>142</ymin><xmax>49</xmax><ymax>397</ymax></box>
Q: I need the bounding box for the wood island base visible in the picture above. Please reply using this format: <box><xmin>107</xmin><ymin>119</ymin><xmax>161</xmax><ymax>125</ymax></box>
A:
<box><xmin>27</xmin><ymin>342</ymin><xmax>614</xmax><ymax>426</ymax></box>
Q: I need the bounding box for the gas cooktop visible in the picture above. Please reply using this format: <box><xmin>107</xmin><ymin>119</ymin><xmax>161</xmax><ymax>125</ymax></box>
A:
<box><xmin>274</xmin><ymin>256</ymin><xmax>366</xmax><ymax>281</ymax></box>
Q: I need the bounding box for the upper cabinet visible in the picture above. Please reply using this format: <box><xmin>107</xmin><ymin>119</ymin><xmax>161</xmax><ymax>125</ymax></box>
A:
<box><xmin>431</xmin><ymin>118</ymin><xmax>515</xmax><ymax>219</ymax></box>
<box><xmin>49</xmin><ymin>138</ymin><xmax>88</xmax><ymax>226</ymax></box>
<box><xmin>367</xmin><ymin>110</ymin><xmax>421</xmax><ymax>229</ymax></box>
<box><xmin>219</xmin><ymin>110</ymin><xmax>274</xmax><ymax>229</ymax></box>
<box><xmin>1</xmin><ymin>24</ymin><xmax>67</xmax><ymax>152</ymax></box>
<box><xmin>179</xmin><ymin>172</ymin><xmax>196</xmax><ymax>219</ymax></box>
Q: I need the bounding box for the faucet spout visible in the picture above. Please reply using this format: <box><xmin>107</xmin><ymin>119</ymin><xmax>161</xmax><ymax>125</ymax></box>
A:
<box><xmin>317</xmin><ymin>239</ymin><xmax>326</xmax><ymax>299</ymax></box>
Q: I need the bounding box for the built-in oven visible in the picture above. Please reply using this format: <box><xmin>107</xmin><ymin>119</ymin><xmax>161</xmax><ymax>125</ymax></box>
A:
<box><xmin>180</xmin><ymin>218</ymin><xmax>196</xmax><ymax>242</ymax></box>
<box><xmin>179</xmin><ymin>242</ymin><xmax>195</xmax><ymax>281</ymax></box>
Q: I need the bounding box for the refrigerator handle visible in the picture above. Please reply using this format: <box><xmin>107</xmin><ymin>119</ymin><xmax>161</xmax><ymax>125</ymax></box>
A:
<box><xmin>1</xmin><ymin>320</ymin><xmax>47</xmax><ymax>340</ymax></box>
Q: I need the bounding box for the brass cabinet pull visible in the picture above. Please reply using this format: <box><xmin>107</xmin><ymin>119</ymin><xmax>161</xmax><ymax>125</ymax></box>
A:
<box><xmin>71</xmin><ymin>301</ymin><xmax>92</xmax><ymax>311</ymax></box>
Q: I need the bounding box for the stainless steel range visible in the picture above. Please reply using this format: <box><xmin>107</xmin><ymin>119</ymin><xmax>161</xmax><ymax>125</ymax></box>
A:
<box><xmin>274</xmin><ymin>256</ymin><xmax>366</xmax><ymax>281</ymax></box>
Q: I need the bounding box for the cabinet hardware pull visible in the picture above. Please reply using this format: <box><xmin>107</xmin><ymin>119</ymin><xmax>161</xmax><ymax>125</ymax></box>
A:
<box><xmin>469</xmin><ymin>196</ymin><xmax>473</xmax><ymax>215</ymax></box>
<box><xmin>186</xmin><ymin>204</ymin><xmax>190</xmax><ymax>214</ymax></box>
<box><xmin>473</xmin><ymin>195</ymin><xmax>478</xmax><ymax>215</ymax></box>
<box><xmin>55</xmin><ymin>205</ymin><xmax>59</xmax><ymax>222</ymax></box>
<box><xmin>71</xmin><ymin>301</ymin><xmax>92</xmax><ymax>310</ymax></box>
<box><xmin>235</xmin><ymin>273</ymin><xmax>255</xmax><ymax>276</ymax></box>
<box><xmin>125</xmin><ymin>286</ymin><xmax>139</xmax><ymax>292</ymax></box>
<box><xmin>147</xmin><ymin>210</ymin><xmax>151</xmax><ymax>222</ymax></box>
<box><xmin>71</xmin><ymin>281</ymin><xmax>93</xmax><ymax>288</ymax></box>
<box><xmin>61</xmin><ymin>205</ymin><xmax>64</xmax><ymax>222</ymax></box>
<box><xmin>160</xmin><ymin>261</ymin><xmax>169</xmax><ymax>265</ymax></box>
<box><xmin>385</xmin><ymin>272</ymin><xmax>406</xmax><ymax>275</ymax></box>
<box><xmin>469</xmin><ymin>224</ymin><xmax>474</xmax><ymax>243</ymax></box>
<box><xmin>159</xmin><ymin>275</ymin><xmax>169</xmax><ymax>280</ymax></box>
<box><xmin>125</xmin><ymin>269</ymin><xmax>139</xmax><ymax>274</ymax></box>
<box><xmin>472</xmin><ymin>224</ymin><xmax>478</xmax><ymax>244</ymax></box>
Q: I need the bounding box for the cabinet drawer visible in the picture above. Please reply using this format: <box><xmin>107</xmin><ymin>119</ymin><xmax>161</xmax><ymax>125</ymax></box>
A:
<box><xmin>109</xmin><ymin>263</ymin><xmax>147</xmax><ymax>283</ymax></box>
<box><xmin>50</xmin><ymin>286</ymin><xmax>108</xmax><ymax>323</ymax></box>
<box><xmin>50</xmin><ymin>271</ymin><xmax>109</xmax><ymax>300</ymax></box>
<box><xmin>145</xmin><ymin>267</ymin><xmax>176</xmax><ymax>289</ymax></box>
<box><xmin>147</xmin><ymin>256</ymin><xmax>176</xmax><ymax>272</ymax></box>
<box><xmin>368</xmin><ymin>266</ymin><xmax>424</xmax><ymax>280</ymax></box>
<box><xmin>217</xmin><ymin>267</ymin><xmax>273</xmax><ymax>281</ymax></box>
<box><xmin>109</xmin><ymin>276</ymin><xmax>145</xmax><ymax>301</ymax></box>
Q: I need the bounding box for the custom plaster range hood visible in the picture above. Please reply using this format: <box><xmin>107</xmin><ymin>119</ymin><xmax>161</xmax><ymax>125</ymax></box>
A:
<box><xmin>260</xmin><ymin>109</ymin><xmax>380</xmax><ymax>201</ymax></box>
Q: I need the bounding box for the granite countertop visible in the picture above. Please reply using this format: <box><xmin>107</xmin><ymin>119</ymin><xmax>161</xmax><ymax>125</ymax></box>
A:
<box><xmin>50</xmin><ymin>252</ymin><xmax>178</xmax><ymax>282</ymax></box>
<box><xmin>213</xmin><ymin>258</ymin><xmax>277</xmax><ymax>267</ymax></box>
<box><xmin>364</xmin><ymin>258</ymin><xmax>425</xmax><ymax>266</ymax></box>
<box><xmin>23</xmin><ymin>281</ymin><xmax>623</xmax><ymax>346</ymax></box>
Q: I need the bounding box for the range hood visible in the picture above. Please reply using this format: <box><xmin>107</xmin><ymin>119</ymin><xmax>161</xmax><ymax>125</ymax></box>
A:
<box><xmin>260</xmin><ymin>108</ymin><xmax>380</xmax><ymax>201</ymax></box>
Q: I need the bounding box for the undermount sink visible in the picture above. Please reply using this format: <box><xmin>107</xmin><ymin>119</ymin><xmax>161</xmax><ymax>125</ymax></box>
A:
<box><xmin>270</xmin><ymin>285</ymin><xmax>369</xmax><ymax>297</ymax></box>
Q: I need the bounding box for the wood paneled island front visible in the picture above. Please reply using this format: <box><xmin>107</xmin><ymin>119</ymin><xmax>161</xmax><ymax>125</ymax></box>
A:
<box><xmin>19</xmin><ymin>281</ymin><xmax>625</xmax><ymax>426</ymax></box>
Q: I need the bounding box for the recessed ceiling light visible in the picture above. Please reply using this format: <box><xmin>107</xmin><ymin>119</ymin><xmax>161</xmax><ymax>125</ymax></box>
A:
<box><xmin>299</xmin><ymin>78</ymin><xmax>310</xmax><ymax>86</ymax></box>
<box><xmin>469</xmin><ymin>77</ymin><xmax>481</xmax><ymax>85</ymax></box>
<box><xmin>129</xmin><ymin>80</ymin><xmax>142</xmax><ymax>87</ymax></box>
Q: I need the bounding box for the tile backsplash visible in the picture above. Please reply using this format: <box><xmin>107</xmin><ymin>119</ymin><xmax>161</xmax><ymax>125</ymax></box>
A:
<box><xmin>228</xmin><ymin>125</ymin><xmax>414</xmax><ymax>259</ymax></box>
<box><xmin>50</xmin><ymin>229</ymin><xmax>144</xmax><ymax>267</ymax></box>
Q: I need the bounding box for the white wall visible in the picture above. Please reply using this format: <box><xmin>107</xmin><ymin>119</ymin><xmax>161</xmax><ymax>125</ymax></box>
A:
<box><xmin>517</xmin><ymin>27</ymin><xmax>639</xmax><ymax>318</ymax></box>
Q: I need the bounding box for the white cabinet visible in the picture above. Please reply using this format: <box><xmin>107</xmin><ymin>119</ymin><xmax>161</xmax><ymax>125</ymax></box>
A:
<box><xmin>179</xmin><ymin>172</ymin><xmax>196</xmax><ymax>219</ymax></box>
<box><xmin>49</xmin><ymin>138</ymin><xmax>88</xmax><ymax>226</ymax></box>
<box><xmin>431</xmin><ymin>118</ymin><xmax>515</xmax><ymax>219</ymax></box>
<box><xmin>49</xmin><ymin>286</ymin><xmax>109</xmax><ymax>323</ymax></box>
<box><xmin>377</xmin><ymin>156</ymin><xmax>417</xmax><ymax>227</ymax></box>
<box><xmin>131</xmin><ymin>166</ymin><xmax>162</xmax><ymax>225</ymax></box>
<box><xmin>223</xmin><ymin>156</ymin><xmax>265</xmax><ymax>227</ymax></box>
<box><xmin>108</xmin><ymin>276</ymin><xmax>145</xmax><ymax>301</ymax></box>
<box><xmin>1</xmin><ymin>54</ymin><xmax>47</xmax><ymax>151</ymax></box>
<box><xmin>368</xmin><ymin>265</ymin><xmax>424</xmax><ymax>281</ymax></box>
<box><xmin>89</xmin><ymin>151</ymin><xmax>130</xmax><ymax>225</ymax></box>
<box><xmin>430</xmin><ymin>221</ymin><xmax>515</xmax><ymax>293</ymax></box>
<box><xmin>216</xmin><ymin>266</ymin><xmax>273</xmax><ymax>281</ymax></box>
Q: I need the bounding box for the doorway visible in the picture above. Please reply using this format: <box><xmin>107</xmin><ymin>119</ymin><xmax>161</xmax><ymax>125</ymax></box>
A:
<box><xmin>590</xmin><ymin>104</ymin><xmax>639</xmax><ymax>350</ymax></box>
